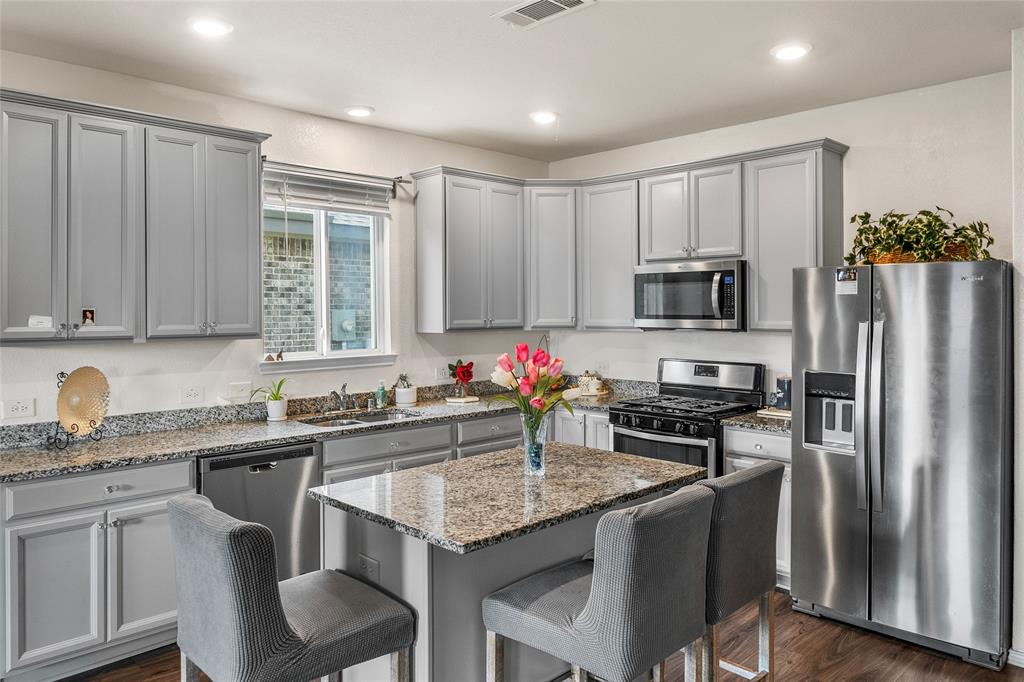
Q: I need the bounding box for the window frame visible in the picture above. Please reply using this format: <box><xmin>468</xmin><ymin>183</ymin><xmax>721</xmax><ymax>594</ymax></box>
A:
<box><xmin>259</xmin><ymin>201</ymin><xmax>394</xmax><ymax>374</ymax></box>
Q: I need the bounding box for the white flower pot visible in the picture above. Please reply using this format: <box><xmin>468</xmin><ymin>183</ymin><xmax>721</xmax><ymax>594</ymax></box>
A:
<box><xmin>266</xmin><ymin>398</ymin><xmax>288</xmax><ymax>422</ymax></box>
<box><xmin>395</xmin><ymin>386</ymin><xmax>417</xmax><ymax>406</ymax></box>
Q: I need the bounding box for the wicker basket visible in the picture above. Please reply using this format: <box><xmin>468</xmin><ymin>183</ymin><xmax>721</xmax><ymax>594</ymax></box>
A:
<box><xmin>870</xmin><ymin>249</ymin><xmax>917</xmax><ymax>264</ymax></box>
<box><xmin>939</xmin><ymin>243</ymin><xmax>970</xmax><ymax>261</ymax></box>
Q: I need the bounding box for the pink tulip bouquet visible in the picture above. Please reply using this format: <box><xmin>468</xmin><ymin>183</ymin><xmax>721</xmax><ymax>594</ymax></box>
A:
<box><xmin>490</xmin><ymin>343</ymin><xmax>582</xmax><ymax>475</ymax></box>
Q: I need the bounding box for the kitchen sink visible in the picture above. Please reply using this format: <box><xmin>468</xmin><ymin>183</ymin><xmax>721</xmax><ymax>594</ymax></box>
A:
<box><xmin>300</xmin><ymin>417</ymin><xmax>363</xmax><ymax>427</ymax></box>
<box><xmin>299</xmin><ymin>411</ymin><xmax>416</xmax><ymax>427</ymax></box>
<box><xmin>354</xmin><ymin>411</ymin><xmax>414</xmax><ymax>423</ymax></box>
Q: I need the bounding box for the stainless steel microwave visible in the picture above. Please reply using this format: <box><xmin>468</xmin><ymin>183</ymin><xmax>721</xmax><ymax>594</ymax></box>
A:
<box><xmin>634</xmin><ymin>259</ymin><xmax>746</xmax><ymax>331</ymax></box>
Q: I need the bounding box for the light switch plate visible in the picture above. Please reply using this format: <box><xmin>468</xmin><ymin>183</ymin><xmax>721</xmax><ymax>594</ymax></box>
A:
<box><xmin>358</xmin><ymin>553</ymin><xmax>380</xmax><ymax>583</ymax></box>
<box><xmin>2</xmin><ymin>398</ymin><xmax>35</xmax><ymax>418</ymax></box>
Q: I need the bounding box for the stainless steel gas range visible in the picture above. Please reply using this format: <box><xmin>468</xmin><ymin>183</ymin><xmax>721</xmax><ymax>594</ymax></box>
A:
<box><xmin>608</xmin><ymin>359</ymin><xmax>765</xmax><ymax>477</ymax></box>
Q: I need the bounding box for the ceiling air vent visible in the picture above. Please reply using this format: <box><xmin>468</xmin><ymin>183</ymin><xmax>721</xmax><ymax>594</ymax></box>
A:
<box><xmin>494</xmin><ymin>0</ymin><xmax>595</xmax><ymax>29</ymax></box>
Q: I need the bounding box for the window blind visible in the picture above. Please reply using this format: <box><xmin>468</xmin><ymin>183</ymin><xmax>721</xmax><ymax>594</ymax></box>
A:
<box><xmin>263</xmin><ymin>160</ymin><xmax>395</xmax><ymax>216</ymax></box>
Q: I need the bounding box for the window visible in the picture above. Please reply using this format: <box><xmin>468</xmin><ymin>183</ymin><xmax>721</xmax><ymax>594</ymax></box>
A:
<box><xmin>261</xmin><ymin>203</ymin><xmax>390</xmax><ymax>368</ymax></box>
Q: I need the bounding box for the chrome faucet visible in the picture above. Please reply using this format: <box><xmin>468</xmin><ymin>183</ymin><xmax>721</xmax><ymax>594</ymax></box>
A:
<box><xmin>330</xmin><ymin>384</ymin><xmax>353</xmax><ymax>411</ymax></box>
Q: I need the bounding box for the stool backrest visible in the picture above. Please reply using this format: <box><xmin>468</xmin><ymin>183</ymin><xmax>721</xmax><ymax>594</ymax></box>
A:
<box><xmin>697</xmin><ymin>461</ymin><xmax>784</xmax><ymax>624</ymax></box>
<box><xmin>167</xmin><ymin>494</ymin><xmax>299</xmax><ymax>681</ymax></box>
<box><xmin>575</xmin><ymin>485</ymin><xmax>715</xmax><ymax>680</ymax></box>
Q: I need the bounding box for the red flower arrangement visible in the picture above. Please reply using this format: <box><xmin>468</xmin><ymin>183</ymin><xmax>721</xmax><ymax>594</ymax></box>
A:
<box><xmin>449</xmin><ymin>359</ymin><xmax>474</xmax><ymax>385</ymax></box>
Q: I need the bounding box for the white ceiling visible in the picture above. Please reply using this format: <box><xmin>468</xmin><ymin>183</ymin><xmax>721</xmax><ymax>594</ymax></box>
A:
<box><xmin>2</xmin><ymin>1</ymin><xmax>1022</xmax><ymax>161</ymax></box>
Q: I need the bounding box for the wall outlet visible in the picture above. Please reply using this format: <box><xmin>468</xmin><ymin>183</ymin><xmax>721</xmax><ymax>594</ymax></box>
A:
<box><xmin>228</xmin><ymin>381</ymin><xmax>252</xmax><ymax>399</ymax></box>
<box><xmin>434</xmin><ymin>366</ymin><xmax>450</xmax><ymax>381</ymax></box>
<box><xmin>181</xmin><ymin>386</ymin><xmax>204</xmax><ymax>404</ymax></box>
<box><xmin>357</xmin><ymin>553</ymin><xmax>381</xmax><ymax>584</ymax></box>
<box><xmin>2</xmin><ymin>398</ymin><xmax>35</xmax><ymax>418</ymax></box>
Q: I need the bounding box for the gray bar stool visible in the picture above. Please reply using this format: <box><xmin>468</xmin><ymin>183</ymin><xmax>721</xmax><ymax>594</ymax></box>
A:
<box><xmin>168</xmin><ymin>494</ymin><xmax>414</xmax><ymax>682</ymax></box>
<box><xmin>686</xmin><ymin>461</ymin><xmax>785</xmax><ymax>682</ymax></box>
<box><xmin>482</xmin><ymin>485</ymin><xmax>715</xmax><ymax>682</ymax></box>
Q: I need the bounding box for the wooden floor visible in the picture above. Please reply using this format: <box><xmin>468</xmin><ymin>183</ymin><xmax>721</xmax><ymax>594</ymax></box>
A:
<box><xmin>76</xmin><ymin>592</ymin><xmax>1021</xmax><ymax>681</ymax></box>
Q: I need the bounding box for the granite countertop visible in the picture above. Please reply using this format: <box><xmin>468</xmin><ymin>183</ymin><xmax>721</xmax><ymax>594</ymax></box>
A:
<box><xmin>308</xmin><ymin>443</ymin><xmax>705</xmax><ymax>554</ymax></box>
<box><xmin>723</xmin><ymin>412</ymin><xmax>792</xmax><ymax>435</ymax></box>
<box><xmin>0</xmin><ymin>399</ymin><xmax>518</xmax><ymax>483</ymax></box>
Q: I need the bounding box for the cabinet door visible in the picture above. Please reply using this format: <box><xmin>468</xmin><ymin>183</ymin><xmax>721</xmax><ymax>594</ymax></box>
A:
<box><xmin>4</xmin><ymin>510</ymin><xmax>106</xmax><ymax>673</ymax></box>
<box><xmin>0</xmin><ymin>102</ymin><xmax>67</xmax><ymax>340</ymax></box>
<box><xmin>724</xmin><ymin>453</ymin><xmax>791</xmax><ymax>585</ymax></box>
<box><xmin>579</xmin><ymin>181</ymin><xmax>638</xmax><ymax>329</ymax></box>
<box><xmin>322</xmin><ymin>459</ymin><xmax>395</xmax><ymax>570</ymax></box>
<box><xmin>527</xmin><ymin>187</ymin><xmax>576</xmax><ymax>328</ymax></box>
<box><xmin>146</xmin><ymin>126</ymin><xmax>207</xmax><ymax>337</ymax></box>
<box><xmin>690</xmin><ymin>163</ymin><xmax>742</xmax><ymax>259</ymax></box>
<box><xmin>68</xmin><ymin>115</ymin><xmax>142</xmax><ymax>340</ymax></box>
<box><xmin>106</xmin><ymin>498</ymin><xmax>177</xmax><ymax>642</ymax></box>
<box><xmin>206</xmin><ymin>136</ymin><xmax>261</xmax><ymax>337</ymax></box>
<box><xmin>584</xmin><ymin>411</ymin><xmax>611</xmax><ymax>451</ymax></box>
<box><xmin>457</xmin><ymin>436</ymin><xmax>521</xmax><ymax>459</ymax></box>
<box><xmin>391</xmin><ymin>448</ymin><xmax>453</xmax><ymax>471</ymax></box>
<box><xmin>486</xmin><ymin>181</ymin><xmax>524</xmax><ymax>328</ymax></box>
<box><xmin>743</xmin><ymin>151</ymin><xmax>817</xmax><ymax>330</ymax></box>
<box><xmin>444</xmin><ymin>176</ymin><xmax>488</xmax><ymax>329</ymax></box>
<box><xmin>554</xmin><ymin>409</ymin><xmax>585</xmax><ymax>446</ymax></box>
<box><xmin>639</xmin><ymin>171</ymin><xmax>689</xmax><ymax>262</ymax></box>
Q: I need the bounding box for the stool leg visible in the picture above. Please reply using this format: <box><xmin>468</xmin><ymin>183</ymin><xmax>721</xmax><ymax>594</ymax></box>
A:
<box><xmin>390</xmin><ymin>647</ymin><xmax>410</xmax><ymax>682</ymax></box>
<box><xmin>486</xmin><ymin>631</ymin><xmax>505</xmax><ymax>682</ymax></box>
<box><xmin>702</xmin><ymin>624</ymin><xmax>719</xmax><ymax>682</ymax></box>
<box><xmin>326</xmin><ymin>673</ymin><xmax>342</xmax><ymax>682</ymax></box>
<box><xmin>180</xmin><ymin>653</ymin><xmax>201</xmax><ymax>682</ymax></box>
<box><xmin>758</xmin><ymin>590</ymin><xmax>776</xmax><ymax>681</ymax></box>
<box><xmin>683</xmin><ymin>639</ymin><xmax>703</xmax><ymax>682</ymax></box>
<box><xmin>571</xmin><ymin>665</ymin><xmax>590</xmax><ymax>682</ymax></box>
<box><xmin>651</xmin><ymin>660</ymin><xmax>667</xmax><ymax>681</ymax></box>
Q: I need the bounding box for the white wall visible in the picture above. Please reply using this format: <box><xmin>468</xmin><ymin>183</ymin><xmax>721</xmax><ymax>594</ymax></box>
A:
<box><xmin>0</xmin><ymin>50</ymin><xmax>548</xmax><ymax>424</ymax></box>
<box><xmin>548</xmin><ymin>72</ymin><xmax>1013</xmax><ymax>387</ymax></box>
<box><xmin>1011</xmin><ymin>26</ymin><xmax>1024</xmax><ymax>662</ymax></box>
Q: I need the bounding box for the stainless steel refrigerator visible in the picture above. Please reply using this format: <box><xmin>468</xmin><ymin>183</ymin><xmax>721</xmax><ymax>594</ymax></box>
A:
<box><xmin>791</xmin><ymin>260</ymin><xmax>1012</xmax><ymax>669</ymax></box>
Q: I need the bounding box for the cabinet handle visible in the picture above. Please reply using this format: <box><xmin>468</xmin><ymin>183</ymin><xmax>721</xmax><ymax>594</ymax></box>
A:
<box><xmin>97</xmin><ymin>522</ymin><xmax>107</xmax><ymax>531</ymax></box>
<box><xmin>491</xmin><ymin>425</ymin><xmax>501</xmax><ymax>432</ymax></box>
<box><xmin>104</xmin><ymin>484</ymin><xmax>120</xmax><ymax>494</ymax></box>
<box><xmin>753</xmin><ymin>443</ymin><xmax>764</xmax><ymax>450</ymax></box>
<box><xmin>55</xmin><ymin>323</ymin><xmax>67</xmax><ymax>338</ymax></box>
<box><xmin>209</xmin><ymin>321</ymin><xmax>218</xmax><ymax>333</ymax></box>
<box><xmin>109</xmin><ymin>519</ymin><xmax>122</xmax><ymax>528</ymax></box>
<box><xmin>389</xmin><ymin>442</ymin><xmax>400</xmax><ymax>449</ymax></box>
<box><xmin>199</xmin><ymin>322</ymin><xmax>207</xmax><ymax>331</ymax></box>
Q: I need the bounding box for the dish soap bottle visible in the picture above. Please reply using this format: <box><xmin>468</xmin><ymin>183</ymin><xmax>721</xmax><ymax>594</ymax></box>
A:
<box><xmin>375</xmin><ymin>379</ymin><xmax>387</xmax><ymax>409</ymax></box>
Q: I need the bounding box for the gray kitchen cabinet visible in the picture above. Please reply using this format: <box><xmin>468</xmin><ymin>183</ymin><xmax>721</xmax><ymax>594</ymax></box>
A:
<box><xmin>0</xmin><ymin>101</ymin><xmax>67</xmax><ymax>340</ymax></box>
<box><xmin>205</xmin><ymin>136</ymin><xmax>261</xmax><ymax>336</ymax></box>
<box><xmin>391</xmin><ymin>449</ymin><xmax>452</xmax><ymax>471</ymax></box>
<box><xmin>414</xmin><ymin>168</ymin><xmax>525</xmax><ymax>332</ymax></box>
<box><xmin>689</xmin><ymin>163</ymin><xmax>742</xmax><ymax>259</ymax></box>
<box><xmin>579</xmin><ymin>180</ymin><xmax>638</xmax><ymax>329</ymax></box>
<box><xmin>321</xmin><ymin>459</ymin><xmax>394</xmax><ymax>571</ymax></box>
<box><xmin>457</xmin><ymin>436</ymin><xmax>521</xmax><ymax>459</ymax></box>
<box><xmin>554</xmin><ymin>409</ymin><xmax>586</xmax><ymax>446</ymax></box>
<box><xmin>583</xmin><ymin>411</ymin><xmax>611</xmax><ymax>450</ymax></box>
<box><xmin>69</xmin><ymin>114</ymin><xmax>143</xmax><ymax>340</ymax></box>
<box><xmin>105</xmin><ymin>498</ymin><xmax>177</xmax><ymax>642</ymax></box>
<box><xmin>145</xmin><ymin>126</ymin><xmax>207</xmax><ymax>338</ymax></box>
<box><xmin>147</xmin><ymin>128</ymin><xmax>262</xmax><ymax>338</ymax></box>
<box><xmin>526</xmin><ymin>186</ymin><xmax>577</xmax><ymax>328</ymax></box>
<box><xmin>4</xmin><ymin>509</ymin><xmax>106</xmax><ymax>673</ymax></box>
<box><xmin>485</xmin><ymin>181</ymin><xmax>524</xmax><ymax>328</ymax></box>
<box><xmin>743</xmin><ymin>146</ymin><xmax>844</xmax><ymax>330</ymax></box>
<box><xmin>639</xmin><ymin>171</ymin><xmax>689</xmax><ymax>262</ymax></box>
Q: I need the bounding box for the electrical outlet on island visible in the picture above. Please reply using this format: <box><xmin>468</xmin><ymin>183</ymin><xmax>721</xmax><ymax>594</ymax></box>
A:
<box><xmin>358</xmin><ymin>553</ymin><xmax>381</xmax><ymax>584</ymax></box>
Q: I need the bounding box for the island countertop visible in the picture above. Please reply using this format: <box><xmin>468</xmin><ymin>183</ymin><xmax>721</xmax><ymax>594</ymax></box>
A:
<box><xmin>308</xmin><ymin>443</ymin><xmax>705</xmax><ymax>554</ymax></box>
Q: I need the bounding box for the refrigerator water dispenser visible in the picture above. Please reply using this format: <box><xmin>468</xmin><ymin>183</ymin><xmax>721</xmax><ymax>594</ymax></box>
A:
<box><xmin>803</xmin><ymin>371</ymin><xmax>856</xmax><ymax>449</ymax></box>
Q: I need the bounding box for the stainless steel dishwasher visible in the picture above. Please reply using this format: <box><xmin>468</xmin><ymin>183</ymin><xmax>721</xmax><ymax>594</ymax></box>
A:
<box><xmin>197</xmin><ymin>442</ymin><xmax>321</xmax><ymax>579</ymax></box>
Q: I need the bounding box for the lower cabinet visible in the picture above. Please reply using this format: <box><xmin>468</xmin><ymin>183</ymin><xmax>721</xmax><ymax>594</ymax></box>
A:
<box><xmin>3</xmin><ymin>486</ymin><xmax>183</xmax><ymax>677</ymax></box>
<box><xmin>722</xmin><ymin>427</ymin><xmax>792</xmax><ymax>587</ymax></box>
<box><xmin>553</xmin><ymin>408</ymin><xmax>611</xmax><ymax>450</ymax></box>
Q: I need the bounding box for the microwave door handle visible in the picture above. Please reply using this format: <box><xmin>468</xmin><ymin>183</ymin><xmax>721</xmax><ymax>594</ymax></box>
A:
<box><xmin>711</xmin><ymin>272</ymin><xmax>722</xmax><ymax>318</ymax></box>
<box><xmin>854</xmin><ymin>322</ymin><xmax>869</xmax><ymax>510</ymax></box>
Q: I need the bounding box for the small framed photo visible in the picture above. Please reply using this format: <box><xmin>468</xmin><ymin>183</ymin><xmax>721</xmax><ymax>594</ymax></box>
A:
<box><xmin>81</xmin><ymin>308</ymin><xmax>96</xmax><ymax>326</ymax></box>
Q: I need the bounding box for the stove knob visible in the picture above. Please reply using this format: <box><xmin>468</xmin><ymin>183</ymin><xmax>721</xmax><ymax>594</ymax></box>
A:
<box><xmin>673</xmin><ymin>422</ymin><xmax>683</xmax><ymax>433</ymax></box>
<box><xmin>631</xmin><ymin>415</ymin><xmax>641</xmax><ymax>428</ymax></box>
<box><xmin>652</xmin><ymin>418</ymin><xmax>662</xmax><ymax>430</ymax></box>
<box><xmin>688</xmin><ymin>424</ymin><xmax>699</xmax><ymax>436</ymax></box>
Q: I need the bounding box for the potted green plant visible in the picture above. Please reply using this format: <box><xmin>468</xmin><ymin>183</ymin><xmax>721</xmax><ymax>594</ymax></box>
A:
<box><xmin>393</xmin><ymin>373</ymin><xmax>417</xmax><ymax>407</ymax></box>
<box><xmin>251</xmin><ymin>377</ymin><xmax>289</xmax><ymax>422</ymax></box>
<box><xmin>846</xmin><ymin>207</ymin><xmax>993</xmax><ymax>265</ymax></box>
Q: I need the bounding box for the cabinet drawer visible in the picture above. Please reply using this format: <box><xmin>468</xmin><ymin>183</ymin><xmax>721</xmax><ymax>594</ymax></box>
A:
<box><xmin>457</xmin><ymin>413</ymin><xmax>520</xmax><ymax>445</ymax></box>
<box><xmin>322</xmin><ymin>424</ymin><xmax>452</xmax><ymax>467</ymax></box>
<box><xmin>723</xmin><ymin>427</ymin><xmax>791</xmax><ymax>461</ymax></box>
<box><xmin>3</xmin><ymin>460</ymin><xmax>194</xmax><ymax>522</ymax></box>
<box><xmin>457</xmin><ymin>436</ymin><xmax>522</xmax><ymax>459</ymax></box>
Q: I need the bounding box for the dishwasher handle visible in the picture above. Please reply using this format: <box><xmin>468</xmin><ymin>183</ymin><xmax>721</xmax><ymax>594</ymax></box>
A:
<box><xmin>199</xmin><ymin>443</ymin><xmax>318</xmax><ymax>473</ymax></box>
<box><xmin>248</xmin><ymin>462</ymin><xmax>278</xmax><ymax>474</ymax></box>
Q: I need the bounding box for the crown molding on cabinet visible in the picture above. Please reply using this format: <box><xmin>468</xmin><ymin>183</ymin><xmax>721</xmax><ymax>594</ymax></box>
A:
<box><xmin>0</xmin><ymin>88</ymin><xmax>271</xmax><ymax>143</ymax></box>
<box><xmin>411</xmin><ymin>138</ymin><xmax>849</xmax><ymax>187</ymax></box>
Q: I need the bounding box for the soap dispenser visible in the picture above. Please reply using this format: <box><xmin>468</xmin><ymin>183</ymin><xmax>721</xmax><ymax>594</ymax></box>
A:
<box><xmin>375</xmin><ymin>380</ymin><xmax>387</xmax><ymax>409</ymax></box>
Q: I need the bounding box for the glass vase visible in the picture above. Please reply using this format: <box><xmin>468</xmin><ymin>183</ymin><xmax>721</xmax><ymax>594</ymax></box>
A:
<box><xmin>520</xmin><ymin>412</ymin><xmax>552</xmax><ymax>476</ymax></box>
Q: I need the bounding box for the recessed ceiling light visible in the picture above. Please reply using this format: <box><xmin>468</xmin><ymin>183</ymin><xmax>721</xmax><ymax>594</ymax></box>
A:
<box><xmin>530</xmin><ymin>111</ymin><xmax>558</xmax><ymax>125</ymax></box>
<box><xmin>344</xmin><ymin>105</ymin><xmax>375</xmax><ymax>118</ymax></box>
<box><xmin>191</xmin><ymin>18</ymin><xmax>234</xmax><ymax>38</ymax></box>
<box><xmin>770</xmin><ymin>42</ymin><xmax>812</xmax><ymax>61</ymax></box>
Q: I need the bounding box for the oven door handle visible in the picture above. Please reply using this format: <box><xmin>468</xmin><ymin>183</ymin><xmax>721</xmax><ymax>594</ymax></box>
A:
<box><xmin>711</xmin><ymin>272</ymin><xmax>722</xmax><ymax>319</ymax></box>
<box><xmin>612</xmin><ymin>425</ymin><xmax>717</xmax><ymax>478</ymax></box>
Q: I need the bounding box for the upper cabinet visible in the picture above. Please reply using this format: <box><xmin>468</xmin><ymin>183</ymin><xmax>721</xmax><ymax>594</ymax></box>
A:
<box><xmin>639</xmin><ymin>163</ymin><xmax>741</xmax><ymax>264</ymax></box>
<box><xmin>744</xmin><ymin>146</ymin><xmax>844</xmax><ymax>330</ymax></box>
<box><xmin>526</xmin><ymin>185</ymin><xmax>576</xmax><ymax>329</ymax></box>
<box><xmin>0</xmin><ymin>89</ymin><xmax>268</xmax><ymax>343</ymax></box>
<box><xmin>414</xmin><ymin>169</ymin><xmax>524</xmax><ymax>332</ymax></box>
<box><xmin>579</xmin><ymin>180</ymin><xmax>638</xmax><ymax>330</ymax></box>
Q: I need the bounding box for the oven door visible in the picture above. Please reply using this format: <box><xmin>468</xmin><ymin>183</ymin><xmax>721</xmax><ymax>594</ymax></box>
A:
<box><xmin>633</xmin><ymin>260</ymin><xmax>744</xmax><ymax>330</ymax></box>
<box><xmin>611</xmin><ymin>425</ymin><xmax>717</xmax><ymax>477</ymax></box>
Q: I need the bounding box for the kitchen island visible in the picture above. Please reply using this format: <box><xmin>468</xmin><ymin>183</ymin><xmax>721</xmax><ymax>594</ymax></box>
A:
<box><xmin>309</xmin><ymin>442</ymin><xmax>704</xmax><ymax>681</ymax></box>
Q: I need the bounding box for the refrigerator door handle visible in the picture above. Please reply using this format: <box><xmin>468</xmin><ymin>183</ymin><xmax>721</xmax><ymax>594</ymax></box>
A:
<box><xmin>870</xmin><ymin>320</ymin><xmax>885</xmax><ymax>512</ymax></box>
<box><xmin>854</xmin><ymin>322</ymin><xmax>870</xmax><ymax>511</ymax></box>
